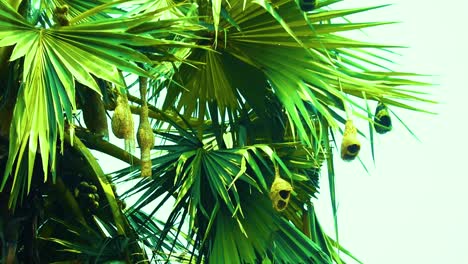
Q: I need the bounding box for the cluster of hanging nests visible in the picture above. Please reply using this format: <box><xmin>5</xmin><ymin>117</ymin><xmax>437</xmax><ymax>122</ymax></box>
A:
<box><xmin>269</xmin><ymin>103</ymin><xmax>392</xmax><ymax>212</ymax></box>
<box><xmin>111</xmin><ymin>79</ymin><xmax>154</xmax><ymax>178</ymax></box>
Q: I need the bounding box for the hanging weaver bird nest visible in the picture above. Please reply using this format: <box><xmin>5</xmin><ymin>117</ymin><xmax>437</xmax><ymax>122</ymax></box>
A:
<box><xmin>374</xmin><ymin>102</ymin><xmax>392</xmax><ymax>134</ymax></box>
<box><xmin>82</xmin><ymin>90</ymin><xmax>109</xmax><ymax>140</ymax></box>
<box><xmin>341</xmin><ymin>120</ymin><xmax>361</xmax><ymax>161</ymax></box>
<box><xmin>269</xmin><ymin>177</ymin><xmax>293</xmax><ymax>212</ymax></box>
<box><xmin>111</xmin><ymin>93</ymin><xmax>133</xmax><ymax>139</ymax></box>
<box><xmin>111</xmin><ymin>92</ymin><xmax>135</xmax><ymax>153</ymax></box>
<box><xmin>299</xmin><ymin>0</ymin><xmax>316</xmax><ymax>12</ymax></box>
<box><xmin>137</xmin><ymin>105</ymin><xmax>154</xmax><ymax>177</ymax></box>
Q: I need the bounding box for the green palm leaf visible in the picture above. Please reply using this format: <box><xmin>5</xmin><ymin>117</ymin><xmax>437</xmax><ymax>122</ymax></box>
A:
<box><xmin>0</xmin><ymin>0</ymin><xmax>201</xmax><ymax>207</ymax></box>
<box><xmin>112</xmin><ymin>113</ymin><xmax>331</xmax><ymax>263</ymax></box>
<box><xmin>160</xmin><ymin>0</ymin><xmax>433</xmax><ymax>151</ymax></box>
<box><xmin>38</xmin><ymin>218</ymin><xmax>131</xmax><ymax>263</ymax></box>
<box><xmin>0</xmin><ymin>0</ymin><xmax>434</xmax><ymax>263</ymax></box>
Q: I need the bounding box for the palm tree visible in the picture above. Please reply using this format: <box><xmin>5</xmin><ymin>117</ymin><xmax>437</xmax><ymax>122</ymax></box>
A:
<box><xmin>0</xmin><ymin>0</ymin><xmax>432</xmax><ymax>263</ymax></box>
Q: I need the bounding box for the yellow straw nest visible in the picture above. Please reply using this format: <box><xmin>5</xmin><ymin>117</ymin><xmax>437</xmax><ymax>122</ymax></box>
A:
<box><xmin>111</xmin><ymin>93</ymin><xmax>135</xmax><ymax>152</ymax></box>
<box><xmin>269</xmin><ymin>177</ymin><xmax>293</xmax><ymax>212</ymax></box>
<box><xmin>340</xmin><ymin>120</ymin><xmax>361</xmax><ymax>161</ymax></box>
<box><xmin>112</xmin><ymin>93</ymin><xmax>133</xmax><ymax>139</ymax></box>
<box><xmin>137</xmin><ymin>105</ymin><xmax>154</xmax><ymax>177</ymax></box>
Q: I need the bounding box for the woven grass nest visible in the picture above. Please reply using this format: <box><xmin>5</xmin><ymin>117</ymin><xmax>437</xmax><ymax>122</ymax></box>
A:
<box><xmin>341</xmin><ymin>120</ymin><xmax>361</xmax><ymax>161</ymax></box>
<box><xmin>374</xmin><ymin>103</ymin><xmax>392</xmax><ymax>134</ymax></box>
<box><xmin>111</xmin><ymin>93</ymin><xmax>133</xmax><ymax>140</ymax></box>
<box><xmin>269</xmin><ymin>177</ymin><xmax>293</xmax><ymax>212</ymax></box>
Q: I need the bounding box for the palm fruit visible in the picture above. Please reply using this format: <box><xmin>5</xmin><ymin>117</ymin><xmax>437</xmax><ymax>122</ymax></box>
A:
<box><xmin>269</xmin><ymin>177</ymin><xmax>293</xmax><ymax>212</ymax></box>
<box><xmin>91</xmin><ymin>201</ymin><xmax>100</xmax><ymax>210</ymax></box>
<box><xmin>75</xmin><ymin>181</ymin><xmax>97</xmax><ymax>197</ymax></box>
<box><xmin>299</xmin><ymin>0</ymin><xmax>316</xmax><ymax>12</ymax></box>
<box><xmin>374</xmin><ymin>102</ymin><xmax>392</xmax><ymax>134</ymax></box>
<box><xmin>87</xmin><ymin>193</ymin><xmax>96</xmax><ymax>201</ymax></box>
<box><xmin>74</xmin><ymin>181</ymin><xmax>100</xmax><ymax>213</ymax></box>
<box><xmin>79</xmin><ymin>181</ymin><xmax>98</xmax><ymax>193</ymax></box>
<box><xmin>82</xmin><ymin>89</ymin><xmax>109</xmax><ymax>139</ymax></box>
<box><xmin>137</xmin><ymin>105</ymin><xmax>154</xmax><ymax>177</ymax></box>
<box><xmin>53</xmin><ymin>5</ymin><xmax>69</xmax><ymax>26</ymax></box>
<box><xmin>55</xmin><ymin>4</ymin><xmax>69</xmax><ymax>13</ymax></box>
<box><xmin>117</xmin><ymin>200</ymin><xmax>126</xmax><ymax>210</ymax></box>
<box><xmin>341</xmin><ymin>120</ymin><xmax>361</xmax><ymax>161</ymax></box>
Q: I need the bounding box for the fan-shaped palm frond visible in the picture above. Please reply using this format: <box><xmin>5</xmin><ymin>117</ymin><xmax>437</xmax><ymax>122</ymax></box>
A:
<box><xmin>0</xmin><ymin>0</ymin><xmax>432</xmax><ymax>263</ymax></box>
<box><xmin>112</xmin><ymin>113</ymin><xmax>353</xmax><ymax>262</ymax></box>
<box><xmin>0</xmin><ymin>0</ymin><xmax>201</xmax><ymax>207</ymax></box>
<box><xmin>159</xmin><ymin>0</ymin><xmax>433</xmax><ymax>148</ymax></box>
<box><xmin>38</xmin><ymin>217</ymin><xmax>131</xmax><ymax>263</ymax></box>
<box><xmin>110</xmin><ymin>0</ymin><xmax>433</xmax><ymax>263</ymax></box>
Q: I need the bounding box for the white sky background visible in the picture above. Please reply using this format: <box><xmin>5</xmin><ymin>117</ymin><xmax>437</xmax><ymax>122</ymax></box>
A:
<box><xmin>96</xmin><ymin>0</ymin><xmax>468</xmax><ymax>263</ymax></box>
<box><xmin>314</xmin><ymin>0</ymin><xmax>468</xmax><ymax>263</ymax></box>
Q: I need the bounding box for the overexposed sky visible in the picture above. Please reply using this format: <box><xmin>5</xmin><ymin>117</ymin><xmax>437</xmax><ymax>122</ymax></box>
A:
<box><xmin>314</xmin><ymin>1</ymin><xmax>468</xmax><ymax>263</ymax></box>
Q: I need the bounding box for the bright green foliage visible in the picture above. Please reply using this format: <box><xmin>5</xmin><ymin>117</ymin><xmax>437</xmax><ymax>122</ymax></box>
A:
<box><xmin>0</xmin><ymin>0</ymin><xmax>432</xmax><ymax>263</ymax></box>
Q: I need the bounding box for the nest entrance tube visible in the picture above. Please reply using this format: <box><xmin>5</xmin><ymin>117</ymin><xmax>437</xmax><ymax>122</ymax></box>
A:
<box><xmin>136</xmin><ymin>77</ymin><xmax>154</xmax><ymax>177</ymax></box>
<box><xmin>269</xmin><ymin>166</ymin><xmax>293</xmax><ymax>212</ymax></box>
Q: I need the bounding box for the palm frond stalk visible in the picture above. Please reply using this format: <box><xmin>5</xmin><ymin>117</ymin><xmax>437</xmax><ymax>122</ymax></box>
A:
<box><xmin>0</xmin><ymin>0</ymin><xmax>432</xmax><ymax>263</ymax></box>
